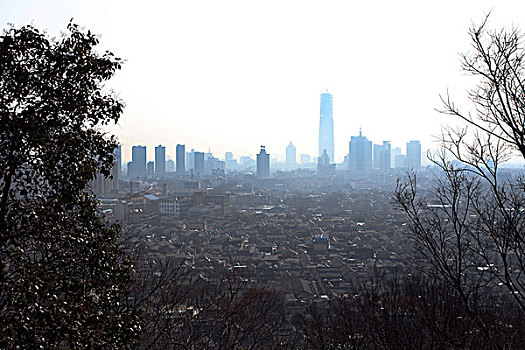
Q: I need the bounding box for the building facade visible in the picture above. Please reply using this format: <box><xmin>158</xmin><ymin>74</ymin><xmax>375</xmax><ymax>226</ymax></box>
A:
<box><xmin>194</xmin><ymin>152</ymin><xmax>205</xmax><ymax>176</ymax></box>
<box><xmin>373</xmin><ymin>141</ymin><xmax>391</xmax><ymax>172</ymax></box>
<box><xmin>286</xmin><ymin>142</ymin><xmax>296</xmax><ymax>166</ymax></box>
<box><xmin>318</xmin><ymin>92</ymin><xmax>334</xmax><ymax>163</ymax></box>
<box><xmin>176</xmin><ymin>144</ymin><xmax>186</xmax><ymax>174</ymax></box>
<box><xmin>349</xmin><ymin>129</ymin><xmax>372</xmax><ymax>173</ymax></box>
<box><xmin>407</xmin><ymin>140</ymin><xmax>422</xmax><ymax>169</ymax></box>
<box><xmin>130</xmin><ymin>145</ymin><xmax>146</xmax><ymax>177</ymax></box>
<box><xmin>159</xmin><ymin>197</ymin><xmax>181</xmax><ymax>218</ymax></box>
<box><xmin>155</xmin><ymin>145</ymin><xmax>166</xmax><ymax>175</ymax></box>
<box><xmin>257</xmin><ymin>146</ymin><xmax>270</xmax><ymax>178</ymax></box>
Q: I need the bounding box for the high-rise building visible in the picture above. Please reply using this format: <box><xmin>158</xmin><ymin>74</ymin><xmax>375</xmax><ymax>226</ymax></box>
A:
<box><xmin>194</xmin><ymin>152</ymin><xmax>204</xmax><ymax>176</ymax></box>
<box><xmin>407</xmin><ymin>140</ymin><xmax>422</xmax><ymax>169</ymax></box>
<box><xmin>257</xmin><ymin>146</ymin><xmax>270</xmax><ymax>178</ymax></box>
<box><xmin>373</xmin><ymin>144</ymin><xmax>382</xmax><ymax>169</ymax></box>
<box><xmin>187</xmin><ymin>149</ymin><xmax>195</xmax><ymax>171</ymax></box>
<box><xmin>176</xmin><ymin>144</ymin><xmax>186</xmax><ymax>174</ymax></box>
<box><xmin>224</xmin><ymin>152</ymin><xmax>237</xmax><ymax>170</ymax></box>
<box><xmin>349</xmin><ymin>129</ymin><xmax>372</xmax><ymax>173</ymax></box>
<box><xmin>373</xmin><ymin>141</ymin><xmax>391</xmax><ymax>172</ymax></box>
<box><xmin>131</xmin><ymin>145</ymin><xmax>146</xmax><ymax>177</ymax></box>
<box><xmin>395</xmin><ymin>154</ymin><xmax>408</xmax><ymax>168</ymax></box>
<box><xmin>166</xmin><ymin>158</ymin><xmax>175</xmax><ymax>172</ymax></box>
<box><xmin>147</xmin><ymin>161</ymin><xmax>155</xmax><ymax>175</ymax></box>
<box><xmin>380</xmin><ymin>141</ymin><xmax>391</xmax><ymax>172</ymax></box>
<box><xmin>155</xmin><ymin>145</ymin><xmax>166</xmax><ymax>175</ymax></box>
<box><xmin>286</xmin><ymin>142</ymin><xmax>296</xmax><ymax>166</ymax></box>
<box><xmin>391</xmin><ymin>147</ymin><xmax>402</xmax><ymax>165</ymax></box>
<box><xmin>318</xmin><ymin>92</ymin><xmax>334</xmax><ymax>163</ymax></box>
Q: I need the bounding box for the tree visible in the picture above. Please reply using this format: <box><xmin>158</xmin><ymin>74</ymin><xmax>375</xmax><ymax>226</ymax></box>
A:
<box><xmin>0</xmin><ymin>23</ymin><xmax>140</xmax><ymax>348</ymax></box>
<box><xmin>297</xmin><ymin>274</ymin><xmax>525</xmax><ymax>349</ymax></box>
<box><xmin>395</xmin><ymin>15</ymin><xmax>525</xmax><ymax>347</ymax></box>
<box><xmin>133</xmin><ymin>261</ymin><xmax>286</xmax><ymax>350</ymax></box>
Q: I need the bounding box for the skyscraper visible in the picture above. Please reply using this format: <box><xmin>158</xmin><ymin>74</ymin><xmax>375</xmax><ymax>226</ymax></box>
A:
<box><xmin>349</xmin><ymin>129</ymin><xmax>372</xmax><ymax>173</ymax></box>
<box><xmin>319</xmin><ymin>92</ymin><xmax>334</xmax><ymax>163</ymax></box>
<box><xmin>373</xmin><ymin>141</ymin><xmax>391</xmax><ymax>173</ymax></box>
<box><xmin>194</xmin><ymin>152</ymin><xmax>204</xmax><ymax>176</ymax></box>
<box><xmin>380</xmin><ymin>141</ymin><xmax>391</xmax><ymax>172</ymax></box>
<box><xmin>131</xmin><ymin>145</ymin><xmax>146</xmax><ymax>177</ymax></box>
<box><xmin>155</xmin><ymin>145</ymin><xmax>166</xmax><ymax>175</ymax></box>
<box><xmin>176</xmin><ymin>144</ymin><xmax>186</xmax><ymax>173</ymax></box>
<box><xmin>257</xmin><ymin>146</ymin><xmax>270</xmax><ymax>178</ymax></box>
<box><xmin>407</xmin><ymin>140</ymin><xmax>422</xmax><ymax>169</ymax></box>
<box><xmin>187</xmin><ymin>149</ymin><xmax>195</xmax><ymax>171</ymax></box>
<box><xmin>286</xmin><ymin>142</ymin><xmax>296</xmax><ymax>166</ymax></box>
<box><xmin>147</xmin><ymin>161</ymin><xmax>155</xmax><ymax>175</ymax></box>
<box><xmin>373</xmin><ymin>144</ymin><xmax>383</xmax><ymax>169</ymax></box>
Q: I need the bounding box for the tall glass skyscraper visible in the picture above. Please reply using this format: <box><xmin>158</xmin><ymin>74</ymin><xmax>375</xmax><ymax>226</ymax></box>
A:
<box><xmin>318</xmin><ymin>92</ymin><xmax>334</xmax><ymax>163</ymax></box>
<box><xmin>407</xmin><ymin>140</ymin><xmax>422</xmax><ymax>169</ymax></box>
<box><xmin>176</xmin><ymin>144</ymin><xmax>186</xmax><ymax>173</ymax></box>
<box><xmin>155</xmin><ymin>145</ymin><xmax>166</xmax><ymax>175</ymax></box>
<box><xmin>131</xmin><ymin>145</ymin><xmax>146</xmax><ymax>177</ymax></box>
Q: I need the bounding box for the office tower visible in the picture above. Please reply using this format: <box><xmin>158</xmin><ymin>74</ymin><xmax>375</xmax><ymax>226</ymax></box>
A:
<box><xmin>176</xmin><ymin>144</ymin><xmax>186</xmax><ymax>173</ymax></box>
<box><xmin>373</xmin><ymin>144</ymin><xmax>382</xmax><ymax>169</ymax></box>
<box><xmin>407</xmin><ymin>140</ymin><xmax>422</xmax><ymax>169</ymax></box>
<box><xmin>187</xmin><ymin>149</ymin><xmax>195</xmax><ymax>171</ymax></box>
<box><xmin>194</xmin><ymin>152</ymin><xmax>204</xmax><ymax>175</ymax></box>
<box><xmin>131</xmin><ymin>145</ymin><xmax>146</xmax><ymax>177</ymax></box>
<box><xmin>225</xmin><ymin>152</ymin><xmax>237</xmax><ymax>170</ymax></box>
<box><xmin>395</xmin><ymin>154</ymin><xmax>408</xmax><ymax>168</ymax></box>
<box><xmin>147</xmin><ymin>161</ymin><xmax>154</xmax><ymax>175</ymax></box>
<box><xmin>286</xmin><ymin>142</ymin><xmax>297</xmax><ymax>166</ymax></box>
<box><xmin>257</xmin><ymin>146</ymin><xmax>270</xmax><ymax>178</ymax></box>
<box><xmin>155</xmin><ymin>145</ymin><xmax>166</xmax><ymax>175</ymax></box>
<box><xmin>349</xmin><ymin>129</ymin><xmax>372</xmax><ymax>173</ymax></box>
<box><xmin>391</xmin><ymin>147</ymin><xmax>401</xmax><ymax>165</ymax></box>
<box><xmin>205</xmin><ymin>156</ymin><xmax>224</xmax><ymax>175</ymax></box>
<box><xmin>373</xmin><ymin>141</ymin><xmax>391</xmax><ymax>172</ymax></box>
<box><xmin>318</xmin><ymin>92</ymin><xmax>334</xmax><ymax>163</ymax></box>
<box><xmin>166</xmin><ymin>159</ymin><xmax>175</xmax><ymax>172</ymax></box>
<box><xmin>380</xmin><ymin>141</ymin><xmax>391</xmax><ymax>172</ymax></box>
<box><xmin>301</xmin><ymin>154</ymin><xmax>311</xmax><ymax>164</ymax></box>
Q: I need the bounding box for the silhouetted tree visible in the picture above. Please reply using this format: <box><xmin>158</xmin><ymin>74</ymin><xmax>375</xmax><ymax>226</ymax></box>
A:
<box><xmin>134</xmin><ymin>264</ymin><xmax>286</xmax><ymax>350</ymax></box>
<box><xmin>297</xmin><ymin>275</ymin><xmax>525</xmax><ymax>349</ymax></box>
<box><xmin>0</xmin><ymin>23</ymin><xmax>140</xmax><ymax>348</ymax></box>
<box><xmin>395</xmin><ymin>15</ymin><xmax>525</xmax><ymax>347</ymax></box>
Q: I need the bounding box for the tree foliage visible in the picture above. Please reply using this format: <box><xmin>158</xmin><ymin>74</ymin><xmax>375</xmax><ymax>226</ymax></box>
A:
<box><xmin>0</xmin><ymin>23</ymin><xmax>140</xmax><ymax>348</ymax></box>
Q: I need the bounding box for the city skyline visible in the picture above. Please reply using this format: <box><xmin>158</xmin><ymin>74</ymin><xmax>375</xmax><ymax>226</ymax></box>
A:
<box><xmin>3</xmin><ymin>1</ymin><xmax>525</xmax><ymax>162</ymax></box>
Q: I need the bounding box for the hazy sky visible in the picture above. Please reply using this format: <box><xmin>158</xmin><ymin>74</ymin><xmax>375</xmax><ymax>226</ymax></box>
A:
<box><xmin>2</xmin><ymin>0</ymin><xmax>525</xmax><ymax>162</ymax></box>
